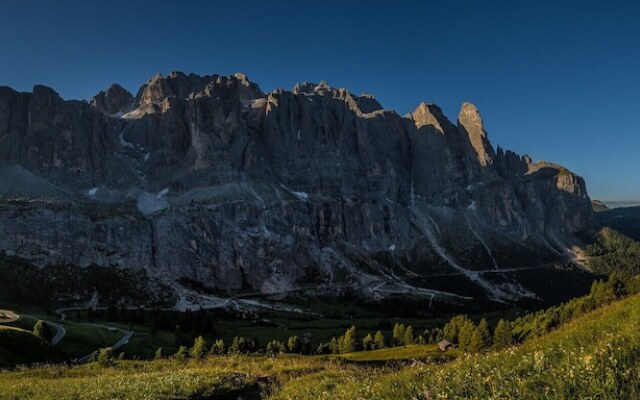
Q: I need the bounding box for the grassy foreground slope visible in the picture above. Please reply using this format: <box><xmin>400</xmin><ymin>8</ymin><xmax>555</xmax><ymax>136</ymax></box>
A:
<box><xmin>273</xmin><ymin>293</ymin><xmax>640</xmax><ymax>400</ymax></box>
<box><xmin>0</xmin><ymin>356</ymin><xmax>349</xmax><ymax>400</ymax></box>
<box><xmin>0</xmin><ymin>326</ymin><xmax>63</xmax><ymax>369</ymax></box>
<box><xmin>1</xmin><ymin>293</ymin><xmax>640</xmax><ymax>399</ymax></box>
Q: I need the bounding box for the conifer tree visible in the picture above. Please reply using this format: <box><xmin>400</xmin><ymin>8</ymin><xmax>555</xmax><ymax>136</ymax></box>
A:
<box><xmin>97</xmin><ymin>348</ymin><xmax>114</xmax><ymax>367</ymax></box>
<box><xmin>362</xmin><ymin>333</ymin><xmax>374</xmax><ymax>351</ymax></box>
<box><xmin>154</xmin><ymin>347</ymin><xmax>164</xmax><ymax>360</ymax></box>
<box><xmin>175</xmin><ymin>345</ymin><xmax>188</xmax><ymax>361</ymax></box>
<box><xmin>329</xmin><ymin>337</ymin><xmax>339</xmax><ymax>354</ymax></box>
<box><xmin>287</xmin><ymin>336</ymin><xmax>302</xmax><ymax>353</ymax></box>
<box><xmin>209</xmin><ymin>339</ymin><xmax>225</xmax><ymax>355</ymax></box>
<box><xmin>402</xmin><ymin>325</ymin><xmax>414</xmax><ymax>346</ymax></box>
<box><xmin>492</xmin><ymin>319</ymin><xmax>513</xmax><ymax>349</ymax></box>
<box><xmin>189</xmin><ymin>335</ymin><xmax>207</xmax><ymax>359</ymax></box>
<box><xmin>32</xmin><ymin>320</ymin><xmax>53</xmax><ymax>342</ymax></box>
<box><xmin>373</xmin><ymin>330</ymin><xmax>386</xmax><ymax>349</ymax></box>
<box><xmin>392</xmin><ymin>323</ymin><xmax>406</xmax><ymax>346</ymax></box>
<box><xmin>339</xmin><ymin>326</ymin><xmax>357</xmax><ymax>353</ymax></box>
<box><xmin>477</xmin><ymin>319</ymin><xmax>491</xmax><ymax>347</ymax></box>
<box><xmin>266</xmin><ymin>340</ymin><xmax>285</xmax><ymax>356</ymax></box>
<box><xmin>468</xmin><ymin>328</ymin><xmax>485</xmax><ymax>353</ymax></box>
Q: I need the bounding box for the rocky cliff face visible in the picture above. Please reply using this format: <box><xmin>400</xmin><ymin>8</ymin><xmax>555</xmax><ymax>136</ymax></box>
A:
<box><xmin>0</xmin><ymin>72</ymin><xmax>593</xmax><ymax>307</ymax></box>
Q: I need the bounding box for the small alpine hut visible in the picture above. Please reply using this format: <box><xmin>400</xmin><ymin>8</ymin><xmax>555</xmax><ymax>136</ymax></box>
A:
<box><xmin>438</xmin><ymin>339</ymin><xmax>453</xmax><ymax>352</ymax></box>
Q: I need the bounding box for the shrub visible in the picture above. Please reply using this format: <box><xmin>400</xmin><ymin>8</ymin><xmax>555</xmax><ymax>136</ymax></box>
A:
<box><xmin>189</xmin><ymin>336</ymin><xmax>207</xmax><ymax>359</ymax></box>
<box><xmin>32</xmin><ymin>320</ymin><xmax>53</xmax><ymax>342</ymax></box>
<box><xmin>96</xmin><ymin>348</ymin><xmax>114</xmax><ymax>367</ymax></box>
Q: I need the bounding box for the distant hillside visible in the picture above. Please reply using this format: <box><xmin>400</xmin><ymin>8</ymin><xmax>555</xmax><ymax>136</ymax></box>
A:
<box><xmin>594</xmin><ymin>205</ymin><xmax>640</xmax><ymax>241</ymax></box>
<box><xmin>584</xmin><ymin>227</ymin><xmax>640</xmax><ymax>276</ymax></box>
<box><xmin>0</xmin><ymin>325</ymin><xmax>63</xmax><ymax>369</ymax></box>
<box><xmin>591</xmin><ymin>199</ymin><xmax>609</xmax><ymax>212</ymax></box>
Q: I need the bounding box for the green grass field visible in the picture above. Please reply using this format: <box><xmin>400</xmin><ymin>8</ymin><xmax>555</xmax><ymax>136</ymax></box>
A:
<box><xmin>58</xmin><ymin>321</ymin><xmax>123</xmax><ymax>358</ymax></box>
<box><xmin>1</xmin><ymin>292</ymin><xmax>639</xmax><ymax>399</ymax></box>
<box><xmin>338</xmin><ymin>344</ymin><xmax>461</xmax><ymax>362</ymax></box>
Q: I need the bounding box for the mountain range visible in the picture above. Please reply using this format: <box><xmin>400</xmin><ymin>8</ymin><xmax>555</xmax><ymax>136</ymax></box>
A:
<box><xmin>0</xmin><ymin>72</ymin><xmax>594</xmax><ymax>309</ymax></box>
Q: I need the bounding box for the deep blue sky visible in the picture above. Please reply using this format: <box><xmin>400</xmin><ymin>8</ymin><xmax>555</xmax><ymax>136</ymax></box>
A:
<box><xmin>1</xmin><ymin>1</ymin><xmax>639</xmax><ymax>202</ymax></box>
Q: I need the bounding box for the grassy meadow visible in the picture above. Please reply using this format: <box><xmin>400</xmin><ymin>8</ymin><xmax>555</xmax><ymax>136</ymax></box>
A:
<box><xmin>1</xmin><ymin>291</ymin><xmax>639</xmax><ymax>399</ymax></box>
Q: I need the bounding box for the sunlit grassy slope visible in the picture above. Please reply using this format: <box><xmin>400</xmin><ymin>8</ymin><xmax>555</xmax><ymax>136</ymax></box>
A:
<box><xmin>338</xmin><ymin>344</ymin><xmax>461</xmax><ymax>363</ymax></box>
<box><xmin>1</xmin><ymin>293</ymin><xmax>640</xmax><ymax>399</ymax></box>
<box><xmin>273</xmin><ymin>293</ymin><xmax>640</xmax><ymax>400</ymax></box>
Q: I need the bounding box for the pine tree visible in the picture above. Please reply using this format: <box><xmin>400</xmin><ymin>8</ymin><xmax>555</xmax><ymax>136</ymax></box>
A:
<box><xmin>339</xmin><ymin>326</ymin><xmax>357</xmax><ymax>353</ymax></box>
<box><xmin>154</xmin><ymin>347</ymin><xmax>164</xmax><ymax>360</ymax></box>
<box><xmin>209</xmin><ymin>339</ymin><xmax>225</xmax><ymax>355</ymax></box>
<box><xmin>373</xmin><ymin>330</ymin><xmax>386</xmax><ymax>349</ymax></box>
<box><xmin>227</xmin><ymin>336</ymin><xmax>255</xmax><ymax>354</ymax></box>
<box><xmin>477</xmin><ymin>319</ymin><xmax>491</xmax><ymax>347</ymax></box>
<box><xmin>468</xmin><ymin>328</ymin><xmax>484</xmax><ymax>353</ymax></box>
<box><xmin>96</xmin><ymin>348</ymin><xmax>114</xmax><ymax>367</ymax></box>
<box><xmin>433</xmin><ymin>327</ymin><xmax>444</xmax><ymax>343</ymax></box>
<box><xmin>443</xmin><ymin>315</ymin><xmax>468</xmax><ymax>343</ymax></box>
<box><xmin>329</xmin><ymin>337</ymin><xmax>339</xmax><ymax>354</ymax></box>
<box><xmin>32</xmin><ymin>320</ymin><xmax>53</xmax><ymax>342</ymax></box>
<box><xmin>492</xmin><ymin>319</ymin><xmax>513</xmax><ymax>349</ymax></box>
<box><xmin>362</xmin><ymin>333</ymin><xmax>374</xmax><ymax>351</ymax></box>
<box><xmin>229</xmin><ymin>336</ymin><xmax>242</xmax><ymax>354</ymax></box>
<box><xmin>287</xmin><ymin>336</ymin><xmax>301</xmax><ymax>353</ymax></box>
<box><xmin>316</xmin><ymin>342</ymin><xmax>331</xmax><ymax>354</ymax></box>
<box><xmin>457</xmin><ymin>321</ymin><xmax>475</xmax><ymax>351</ymax></box>
<box><xmin>175</xmin><ymin>345</ymin><xmax>188</xmax><ymax>361</ymax></box>
<box><xmin>189</xmin><ymin>335</ymin><xmax>207</xmax><ymax>359</ymax></box>
<box><xmin>266</xmin><ymin>340</ymin><xmax>285</xmax><ymax>356</ymax></box>
<box><xmin>402</xmin><ymin>325</ymin><xmax>414</xmax><ymax>346</ymax></box>
<box><xmin>392</xmin><ymin>323</ymin><xmax>406</xmax><ymax>347</ymax></box>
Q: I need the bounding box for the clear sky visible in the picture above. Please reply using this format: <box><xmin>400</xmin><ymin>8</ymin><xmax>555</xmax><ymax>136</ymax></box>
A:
<box><xmin>1</xmin><ymin>0</ymin><xmax>638</xmax><ymax>202</ymax></box>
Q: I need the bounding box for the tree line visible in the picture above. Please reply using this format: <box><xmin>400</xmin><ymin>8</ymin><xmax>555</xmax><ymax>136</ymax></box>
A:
<box><xmin>152</xmin><ymin>273</ymin><xmax>640</xmax><ymax>359</ymax></box>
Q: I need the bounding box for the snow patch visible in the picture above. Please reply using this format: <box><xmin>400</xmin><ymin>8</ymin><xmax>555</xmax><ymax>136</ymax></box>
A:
<box><xmin>88</xmin><ymin>188</ymin><xmax>98</xmax><ymax>196</ymax></box>
<box><xmin>279</xmin><ymin>183</ymin><xmax>309</xmax><ymax>201</ymax></box>
<box><xmin>157</xmin><ymin>187</ymin><xmax>169</xmax><ymax>198</ymax></box>
<box><xmin>389</xmin><ymin>244</ymin><xmax>396</xmax><ymax>251</ymax></box>
<box><xmin>118</xmin><ymin>131</ymin><xmax>134</xmax><ymax>149</ymax></box>
<box><xmin>297</xmin><ymin>129</ymin><xmax>301</xmax><ymax>140</ymax></box>
<box><xmin>144</xmin><ymin>152</ymin><xmax>150</xmax><ymax>161</ymax></box>
<box><xmin>468</xmin><ymin>200</ymin><xmax>477</xmax><ymax>210</ymax></box>
<box><xmin>137</xmin><ymin>193</ymin><xmax>169</xmax><ymax>215</ymax></box>
<box><xmin>292</xmin><ymin>191</ymin><xmax>308</xmax><ymax>201</ymax></box>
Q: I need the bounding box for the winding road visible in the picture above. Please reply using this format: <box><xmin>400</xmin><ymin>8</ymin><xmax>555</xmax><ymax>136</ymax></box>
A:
<box><xmin>0</xmin><ymin>310</ymin><xmax>19</xmax><ymax>324</ymax></box>
<box><xmin>0</xmin><ymin>309</ymin><xmax>67</xmax><ymax>344</ymax></box>
<box><xmin>22</xmin><ymin>314</ymin><xmax>67</xmax><ymax>345</ymax></box>
<box><xmin>0</xmin><ymin>309</ymin><xmax>132</xmax><ymax>362</ymax></box>
<box><xmin>77</xmin><ymin>323</ymin><xmax>133</xmax><ymax>364</ymax></box>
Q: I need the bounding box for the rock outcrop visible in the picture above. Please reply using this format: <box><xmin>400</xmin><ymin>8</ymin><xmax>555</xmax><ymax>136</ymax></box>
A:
<box><xmin>0</xmin><ymin>72</ymin><xmax>593</xmax><ymax>306</ymax></box>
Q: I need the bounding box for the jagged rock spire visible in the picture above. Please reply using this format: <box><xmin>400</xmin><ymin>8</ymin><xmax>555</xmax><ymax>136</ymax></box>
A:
<box><xmin>457</xmin><ymin>102</ymin><xmax>495</xmax><ymax>166</ymax></box>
